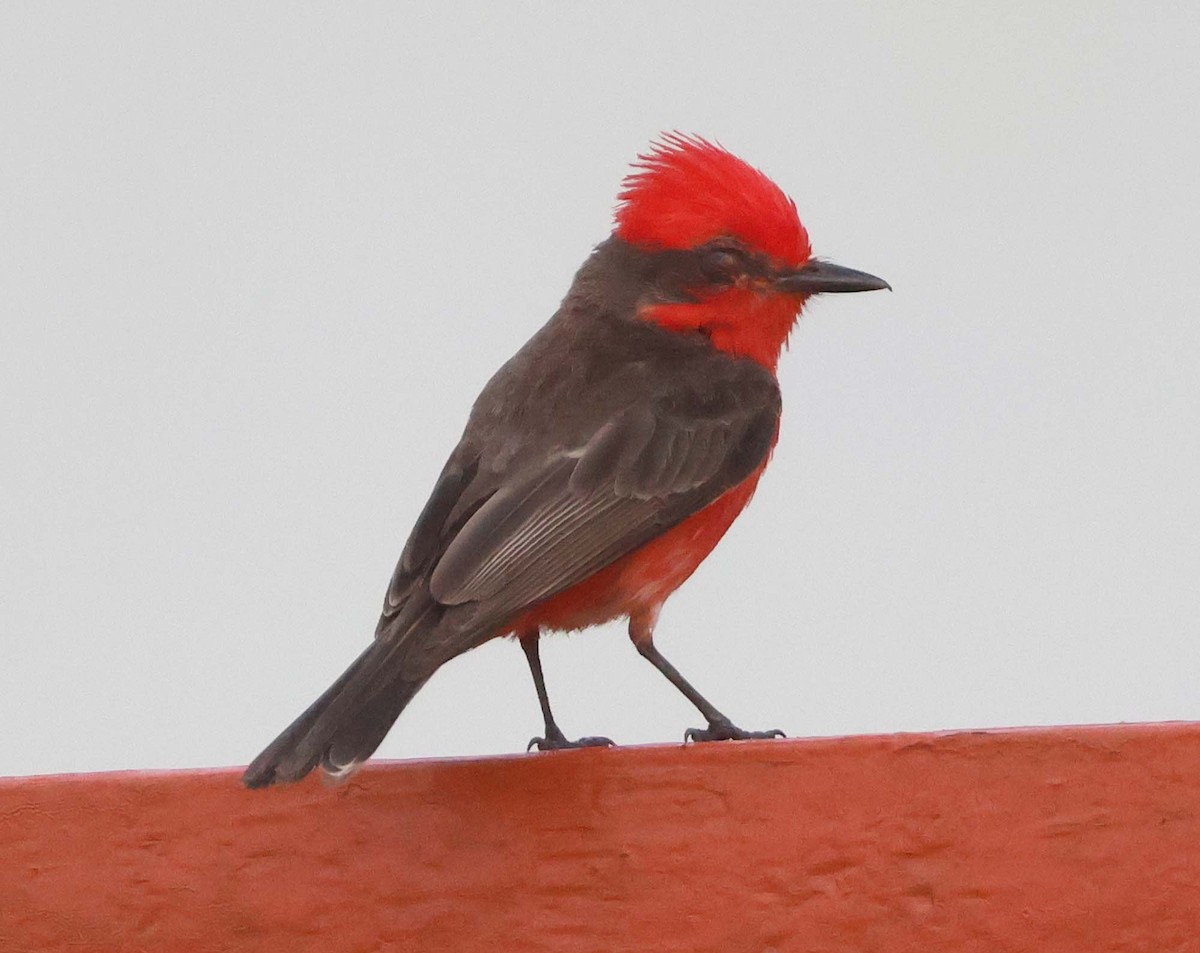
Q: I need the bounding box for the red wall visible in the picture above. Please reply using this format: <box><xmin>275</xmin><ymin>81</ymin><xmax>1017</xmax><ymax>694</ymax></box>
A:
<box><xmin>3</xmin><ymin>723</ymin><xmax>1199</xmax><ymax>952</ymax></box>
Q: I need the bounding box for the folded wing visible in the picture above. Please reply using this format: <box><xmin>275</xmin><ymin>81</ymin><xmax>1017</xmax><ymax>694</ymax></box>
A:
<box><xmin>425</xmin><ymin>368</ymin><xmax>781</xmax><ymax>622</ymax></box>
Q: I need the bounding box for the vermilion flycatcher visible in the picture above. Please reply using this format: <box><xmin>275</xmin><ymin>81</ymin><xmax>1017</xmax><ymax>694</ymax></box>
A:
<box><xmin>244</xmin><ymin>134</ymin><xmax>888</xmax><ymax>787</ymax></box>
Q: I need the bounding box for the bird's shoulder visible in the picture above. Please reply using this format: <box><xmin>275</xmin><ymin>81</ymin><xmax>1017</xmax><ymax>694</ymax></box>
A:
<box><xmin>463</xmin><ymin>304</ymin><xmax>779</xmax><ymax>464</ymax></box>
<box><xmin>378</xmin><ymin>305</ymin><xmax>780</xmax><ymax>632</ymax></box>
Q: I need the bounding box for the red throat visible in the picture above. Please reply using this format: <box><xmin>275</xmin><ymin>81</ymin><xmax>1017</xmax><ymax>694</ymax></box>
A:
<box><xmin>644</xmin><ymin>291</ymin><xmax>801</xmax><ymax>371</ymax></box>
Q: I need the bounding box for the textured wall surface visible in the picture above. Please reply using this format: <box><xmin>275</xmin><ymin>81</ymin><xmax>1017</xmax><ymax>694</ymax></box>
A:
<box><xmin>3</xmin><ymin>724</ymin><xmax>1198</xmax><ymax>952</ymax></box>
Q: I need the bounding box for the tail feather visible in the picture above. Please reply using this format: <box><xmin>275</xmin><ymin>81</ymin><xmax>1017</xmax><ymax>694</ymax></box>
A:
<box><xmin>322</xmin><ymin>682</ymin><xmax>427</xmax><ymax>776</ymax></box>
<box><xmin>243</xmin><ymin>608</ymin><xmax>463</xmax><ymax>788</ymax></box>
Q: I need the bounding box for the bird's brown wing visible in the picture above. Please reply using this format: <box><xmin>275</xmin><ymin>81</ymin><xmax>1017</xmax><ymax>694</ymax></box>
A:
<box><xmin>399</xmin><ymin>358</ymin><xmax>780</xmax><ymax>627</ymax></box>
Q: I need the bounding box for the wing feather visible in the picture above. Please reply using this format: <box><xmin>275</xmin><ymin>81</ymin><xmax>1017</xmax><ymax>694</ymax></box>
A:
<box><xmin>427</xmin><ymin>378</ymin><xmax>779</xmax><ymax>616</ymax></box>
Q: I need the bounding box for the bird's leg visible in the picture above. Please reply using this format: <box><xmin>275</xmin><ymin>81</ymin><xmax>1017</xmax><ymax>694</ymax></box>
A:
<box><xmin>629</xmin><ymin>613</ymin><xmax>785</xmax><ymax>743</ymax></box>
<box><xmin>519</xmin><ymin>631</ymin><xmax>614</xmax><ymax>751</ymax></box>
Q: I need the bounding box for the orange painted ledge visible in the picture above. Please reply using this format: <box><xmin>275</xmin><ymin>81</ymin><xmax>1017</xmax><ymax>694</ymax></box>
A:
<box><xmin>2</xmin><ymin>723</ymin><xmax>1199</xmax><ymax>953</ymax></box>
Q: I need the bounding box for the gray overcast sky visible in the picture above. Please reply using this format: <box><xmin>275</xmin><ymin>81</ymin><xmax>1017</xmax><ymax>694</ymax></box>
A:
<box><xmin>3</xmin><ymin>4</ymin><xmax>1198</xmax><ymax>778</ymax></box>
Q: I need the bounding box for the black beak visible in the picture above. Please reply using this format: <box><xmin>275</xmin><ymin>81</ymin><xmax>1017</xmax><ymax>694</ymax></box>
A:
<box><xmin>774</xmin><ymin>260</ymin><xmax>891</xmax><ymax>295</ymax></box>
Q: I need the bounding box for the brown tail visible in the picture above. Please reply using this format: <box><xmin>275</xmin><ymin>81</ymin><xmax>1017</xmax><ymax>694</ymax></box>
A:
<box><xmin>242</xmin><ymin>607</ymin><xmax>470</xmax><ymax>788</ymax></box>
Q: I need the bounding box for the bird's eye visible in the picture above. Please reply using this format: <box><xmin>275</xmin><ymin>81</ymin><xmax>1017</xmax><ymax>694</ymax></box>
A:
<box><xmin>700</xmin><ymin>243</ymin><xmax>747</xmax><ymax>283</ymax></box>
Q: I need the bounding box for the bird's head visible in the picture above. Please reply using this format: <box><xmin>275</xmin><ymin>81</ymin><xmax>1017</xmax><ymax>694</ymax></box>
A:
<box><xmin>613</xmin><ymin>134</ymin><xmax>888</xmax><ymax>370</ymax></box>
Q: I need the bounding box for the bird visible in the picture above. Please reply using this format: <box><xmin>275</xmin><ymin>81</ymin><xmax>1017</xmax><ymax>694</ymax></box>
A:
<box><xmin>243</xmin><ymin>133</ymin><xmax>889</xmax><ymax>788</ymax></box>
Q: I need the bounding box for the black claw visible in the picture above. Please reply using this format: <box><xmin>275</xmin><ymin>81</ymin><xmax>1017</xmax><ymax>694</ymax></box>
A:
<box><xmin>683</xmin><ymin>720</ymin><xmax>786</xmax><ymax>743</ymax></box>
<box><xmin>527</xmin><ymin>733</ymin><xmax>615</xmax><ymax>752</ymax></box>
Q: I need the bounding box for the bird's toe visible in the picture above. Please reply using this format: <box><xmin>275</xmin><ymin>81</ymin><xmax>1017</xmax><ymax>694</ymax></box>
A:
<box><xmin>527</xmin><ymin>733</ymin><xmax>615</xmax><ymax>752</ymax></box>
<box><xmin>684</xmin><ymin>720</ymin><xmax>785</xmax><ymax>743</ymax></box>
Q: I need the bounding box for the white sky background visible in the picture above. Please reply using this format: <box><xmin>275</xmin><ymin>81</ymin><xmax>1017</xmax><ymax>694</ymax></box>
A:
<box><xmin>3</xmin><ymin>4</ymin><xmax>1198</xmax><ymax>777</ymax></box>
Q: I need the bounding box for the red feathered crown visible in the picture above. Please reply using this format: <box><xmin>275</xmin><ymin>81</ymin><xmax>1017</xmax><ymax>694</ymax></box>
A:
<box><xmin>614</xmin><ymin>134</ymin><xmax>811</xmax><ymax>267</ymax></box>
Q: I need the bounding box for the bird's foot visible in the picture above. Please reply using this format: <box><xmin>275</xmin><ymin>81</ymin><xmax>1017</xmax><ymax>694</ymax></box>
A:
<box><xmin>684</xmin><ymin>718</ymin><xmax>785</xmax><ymax>743</ymax></box>
<box><xmin>527</xmin><ymin>728</ymin><xmax>615</xmax><ymax>752</ymax></box>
